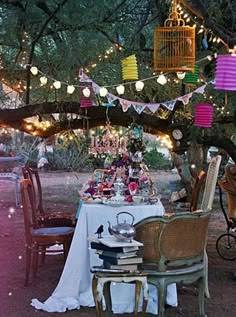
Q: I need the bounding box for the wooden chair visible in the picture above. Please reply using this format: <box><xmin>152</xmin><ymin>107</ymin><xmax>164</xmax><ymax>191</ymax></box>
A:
<box><xmin>135</xmin><ymin>210</ymin><xmax>211</xmax><ymax>317</ymax></box>
<box><xmin>190</xmin><ymin>170</ymin><xmax>207</xmax><ymax>212</ymax></box>
<box><xmin>20</xmin><ymin>178</ymin><xmax>74</xmax><ymax>286</ymax></box>
<box><xmin>22</xmin><ymin>165</ymin><xmax>76</xmax><ymax>227</ymax></box>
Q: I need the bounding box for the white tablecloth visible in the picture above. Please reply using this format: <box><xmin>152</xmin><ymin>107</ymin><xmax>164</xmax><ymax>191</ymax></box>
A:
<box><xmin>31</xmin><ymin>201</ymin><xmax>177</xmax><ymax>314</ymax></box>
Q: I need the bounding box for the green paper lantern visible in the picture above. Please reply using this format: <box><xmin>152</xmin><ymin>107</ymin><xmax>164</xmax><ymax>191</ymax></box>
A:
<box><xmin>183</xmin><ymin>64</ymin><xmax>199</xmax><ymax>85</ymax></box>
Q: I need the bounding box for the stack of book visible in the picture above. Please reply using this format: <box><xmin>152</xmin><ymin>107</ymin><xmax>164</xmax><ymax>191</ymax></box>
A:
<box><xmin>89</xmin><ymin>236</ymin><xmax>143</xmax><ymax>272</ymax></box>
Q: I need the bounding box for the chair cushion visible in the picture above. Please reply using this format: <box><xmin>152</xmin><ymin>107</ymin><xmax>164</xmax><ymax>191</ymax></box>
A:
<box><xmin>32</xmin><ymin>226</ymin><xmax>74</xmax><ymax>235</ymax></box>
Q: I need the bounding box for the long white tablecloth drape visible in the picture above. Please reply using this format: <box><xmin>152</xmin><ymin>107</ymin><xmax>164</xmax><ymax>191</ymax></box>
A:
<box><xmin>31</xmin><ymin>201</ymin><xmax>177</xmax><ymax>314</ymax></box>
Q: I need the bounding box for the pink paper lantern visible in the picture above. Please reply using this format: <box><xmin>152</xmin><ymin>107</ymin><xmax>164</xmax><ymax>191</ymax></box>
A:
<box><xmin>215</xmin><ymin>55</ymin><xmax>236</xmax><ymax>91</ymax></box>
<box><xmin>80</xmin><ymin>86</ymin><xmax>93</xmax><ymax>108</ymax></box>
<box><xmin>194</xmin><ymin>103</ymin><xmax>213</xmax><ymax>127</ymax></box>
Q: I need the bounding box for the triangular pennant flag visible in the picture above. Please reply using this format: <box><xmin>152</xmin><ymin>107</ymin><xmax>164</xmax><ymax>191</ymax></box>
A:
<box><xmin>132</xmin><ymin>104</ymin><xmax>146</xmax><ymax>114</ymax></box>
<box><xmin>120</xmin><ymin>99</ymin><xmax>131</xmax><ymax>112</ymax></box>
<box><xmin>162</xmin><ymin>100</ymin><xmax>176</xmax><ymax>110</ymax></box>
<box><xmin>92</xmin><ymin>82</ymin><xmax>100</xmax><ymax>94</ymax></box>
<box><xmin>107</xmin><ymin>93</ymin><xmax>118</xmax><ymax>104</ymax></box>
<box><xmin>195</xmin><ymin>84</ymin><xmax>206</xmax><ymax>94</ymax></box>
<box><xmin>178</xmin><ymin>93</ymin><xmax>192</xmax><ymax>105</ymax></box>
<box><xmin>147</xmin><ymin>104</ymin><xmax>160</xmax><ymax>113</ymax></box>
<box><xmin>78</xmin><ymin>69</ymin><xmax>93</xmax><ymax>83</ymax></box>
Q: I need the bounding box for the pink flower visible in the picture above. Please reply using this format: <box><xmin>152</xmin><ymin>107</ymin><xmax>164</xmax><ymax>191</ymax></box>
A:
<box><xmin>139</xmin><ymin>176</ymin><xmax>149</xmax><ymax>182</ymax></box>
<box><xmin>129</xmin><ymin>182</ymin><xmax>139</xmax><ymax>192</ymax></box>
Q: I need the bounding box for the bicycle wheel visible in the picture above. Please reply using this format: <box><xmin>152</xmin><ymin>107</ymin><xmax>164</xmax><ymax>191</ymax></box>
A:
<box><xmin>216</xmin><ymin>233</ymin><xmax>236</xmax><ymax>261</ymax></box>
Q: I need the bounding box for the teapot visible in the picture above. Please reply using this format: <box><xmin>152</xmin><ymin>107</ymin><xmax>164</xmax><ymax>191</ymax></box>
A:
<box><xmin>107</xmin><ymin>212</ymin><xmax>136</xmax><ymax>242</ymax></box>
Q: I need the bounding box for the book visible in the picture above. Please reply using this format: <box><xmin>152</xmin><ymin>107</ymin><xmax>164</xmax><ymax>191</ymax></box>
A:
<box><xmin>90</xmin><ymin>241</ymin><xmax>139</xmax><ymax>253</ymax></box>
<box><xmin>96</xmin><ymin>249</ymin><xmax>138</xmax><ymax>259</ymax></box>
<box><xmin>103</xmin><ymin>261</ymin><xmax>138</xmax><ymax>271</ymax></box>
<box><xmin>99</xmin><ymin>254</ymin><xmax>143</xmax><ymax>265</ymax></box>
<box><xmin>88</xmin><ymin>235</ymin><xmax>143</xmax><ymax>248</ymax></box>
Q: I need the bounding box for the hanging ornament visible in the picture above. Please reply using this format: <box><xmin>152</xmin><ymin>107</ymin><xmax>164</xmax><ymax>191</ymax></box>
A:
<box><xmin>202</xmin><ymin>36</ymin><xmax>209</xmax><ymax>50</ymax></box>
<box><xmin>153</xmin><ymin>0</ymin><xmax>195</xmax><ymax>72</ymax></box>
<box><xmin>67</xmin><ymin>85</ymin><xmax>75</xmax><ymax>94</ymax></box>
<box><xmin>40</xmin><ymin>76</ymin><xmax>47</xmax><ymax>85</ymax></box>
<box><xmin>121</xmin><ymin>55</ymin><xmax>139</xmax><ymax>81</ymax></box>
<box><xmin>157</xmin><ymin>74</ymin><xmax>167</xmax><ymax>85</ymax></box>
<box><xmin>100</xmin><ymin>87</ymin><xmax>108</xmax><ymax>97</ymax></box>
<box><xmin>135</xmin><ymin>81</ymin><xmax>144</xmax><ymax>91</ymax></box>
<box><xmin>215</xmin><ymin>54</ymin><xmax>236</xmax><ymax>90</ymax></box>
<box><xmin>194</xmin><ymin>103</ymin><xmax>213</xmax><ymax>127</ymax></box>
<box><xmin>30</xmin><ymin>66</ymin><xmax>38</xmax><ymax>75</ymax></box>
<box><xmin>53</xmin><ymin>81</ymin><xmax>61</xmax><ymax>89</ymax></box>
<box><xmin>183</xmin><ymin>64</ymin><xmax>199</xmax><ymax>85</ymax></box>
<box><xmin>176</xmin><ymin>72</ymin><xmax>186</xmax><ymax>79</ymax></box>
<box><xmin>116</xmin><ymin>85</ymin><xmax>125</xmax><ymax>95</ymax></box>
<box><xmin>80</xmin><ymin>86</ymin><xmax>93</xmax><ymax>108</ymax></box>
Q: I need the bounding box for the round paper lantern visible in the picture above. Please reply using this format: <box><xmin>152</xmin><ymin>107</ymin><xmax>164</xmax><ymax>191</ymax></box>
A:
<box><xmin>215</xmin><ymin>54</ymin><xmax>236</xmax><ymax>90</ymax></box>
<box><xmin>194</xmin><ymin>103</ymin><xmax>213</xmax><ymax>127</ymax></box>
<box><xmin>183</xmin><ymin>64</ymin><xmax>199</xmax><ymax>85</ymax></box>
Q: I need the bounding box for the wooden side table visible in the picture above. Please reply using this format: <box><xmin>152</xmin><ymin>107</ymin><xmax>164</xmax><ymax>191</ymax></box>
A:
<box><xmin>92</xmin><ymin>272</ymin><xmax>148</xmax><ymax>317</ymax></box>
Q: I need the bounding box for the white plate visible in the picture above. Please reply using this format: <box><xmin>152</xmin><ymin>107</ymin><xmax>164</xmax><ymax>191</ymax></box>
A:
<box><xmin>102</xmin><ymin>200</ymin><xmax>130</xmax><ymax>207</ymax></box>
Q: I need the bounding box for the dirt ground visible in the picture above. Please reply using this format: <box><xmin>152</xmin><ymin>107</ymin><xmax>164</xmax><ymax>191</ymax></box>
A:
<box><xmin>0</xmin><ymin>170</ymin><xmax>236</xmax><ymax>317</ymax></box>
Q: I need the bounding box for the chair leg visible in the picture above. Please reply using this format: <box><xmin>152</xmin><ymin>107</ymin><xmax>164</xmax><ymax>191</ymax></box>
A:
<box><xmin>204</xmin><ymin>249</ymin><xmax>210</xmax><ymax>298</ymax></box>
<box><xmin>198</xmin><ymin>277</ymin><xmax>206</xmax><ymax>317</ymax></box>
<box><xmin>32</xmin><ymin>245</ymin><xmax>39</xmax><ymax>278</ymax></box>
<box><xmin>24</xmin><ymin>247</ymin><xmax>31</xmax><ymax>286</ymax></box>
<box><xmin>157</xmin><ymin>279</ymin><xmax>166</xmax><ymax>317</ymax></box>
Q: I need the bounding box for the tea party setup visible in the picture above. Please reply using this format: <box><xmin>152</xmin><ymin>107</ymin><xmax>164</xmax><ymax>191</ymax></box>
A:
<box><xmin>79</xmin><ymin>122</ymin><xmax>159</xmax><ymax>208</ymax></box>
<box><xmin>31</xmin><ymin>122</ymin><xmax>178</xmax><ymax>314</ymax></box>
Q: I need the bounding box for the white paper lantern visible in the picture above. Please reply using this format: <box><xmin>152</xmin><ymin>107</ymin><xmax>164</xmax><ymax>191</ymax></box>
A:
<box><xmin>67</xmin><ymin>85</ymin><xmax>75</xmax><ymax>94</ymax></box>
<box><xmin>100</xmin><ymin>87</ymin><xmax>108</xmax><ymax>97</ymax></box>
<box><xmin>176</xmin><ymin>72</ymin><xmax>186</xmax><ymax>79</ymax></box>
<box><xmin>30</xmin><ymin>66</ymin><xmax>38</xmax><ymax>75</ymax></box>
<box><xmin>83</xmin><ymin>87</ymin><xmax>91</xmax><ymax>97</ymax></box>
<box><xmin>116</xmin><ymin>85</ymin><xmax>125</xmax><ymax>95</ymax></box>
<box><xmin>40</xmin><ymin>76</ymin><xmax>48</xmax><ymax>85</ymax></box>
<box><xmin>157</xmin><ymin>74</ymin><xmax>167</xmax><ymax>85</ymax></box>
<box><xmin>53</xmin><ymin>81</ymin><xmax>61</xmax><ymax>89</ymax></box>
<box><xmin>135</xmin><ymin>81</ymin><xmax>144</xmax><ymax>91</ymax></box>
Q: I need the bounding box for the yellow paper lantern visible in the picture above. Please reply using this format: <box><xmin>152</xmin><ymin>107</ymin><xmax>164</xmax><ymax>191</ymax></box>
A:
<box><xmin>121</xmin><ymin>55</ymin><xmax>139</xmax><ymax>80</ymax></box>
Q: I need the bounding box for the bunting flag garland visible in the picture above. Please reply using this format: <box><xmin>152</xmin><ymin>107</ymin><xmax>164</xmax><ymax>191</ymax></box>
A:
<box><xmin>79</xmin><ymin>69</ymin><xmax>213</xmax><ymax>114</ymax></box>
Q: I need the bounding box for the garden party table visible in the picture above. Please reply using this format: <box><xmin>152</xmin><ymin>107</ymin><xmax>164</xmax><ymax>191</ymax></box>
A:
<box><xmin>31</xmin><ymin>200</ymin><xmax>177</xmax><ymax>314</ymax></box>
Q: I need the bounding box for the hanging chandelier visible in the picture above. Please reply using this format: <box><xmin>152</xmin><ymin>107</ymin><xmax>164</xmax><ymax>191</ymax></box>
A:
<box><xmin>89</xmin><ymin>122</ymin><xmax>127</xmax><ymax>157</ymax></box>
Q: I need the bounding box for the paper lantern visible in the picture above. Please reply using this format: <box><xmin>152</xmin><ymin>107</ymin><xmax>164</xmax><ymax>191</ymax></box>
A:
<box><xmin>135</xmin><ymin>81</ymin><xmax>144</xmax><ymax>91</ymax></box>
<box><xmin>154</xmin><ymin>1</ymin><xmax>195</xmax><ymax>72</ymax></box>
<box><xmin>80</xmin><ymin>86</ymin><xmax>93</xmax><ymax>108</ymax></box>
<box><xmin>116</xmin><ymin>85</ymin><xmax>125</xmax><ymax>95</ymax></box>
<box><xmin>67</xmin><ymin>85</ymin><xmax>75</xmax><ymax>94</ymax></box>
<box><xmin>121</xmin><ymin>55</ymin><xmax>138</xmax><ymax>80</ymax></box>
<box><xmin>30</xmin><ymin>66</ymin><xmax>38</xmax><ymax>75</ymax></box>
<box><xmin>99</xmin><ymin>87</ymin><xmax>108</xmax><ymax>97</ymax></box>
<box><xmin>215</xmin><ymin>54</ymin><xmax>236</xmax><ymax>91</ymax></box>
<box><xmin>53</xmin><ymin>81</ymin><xmax>61</xmax><ymax>89</ymax></box>
<box><xmin>157</xmin><ymin>74</ymin><xmax>167</xmax><ymax>85</ymax></box>
<box><xmin>183</xmin><ymin>64</ymin><xmax>199</xmax><ymax>85</ymax></box>
<box><xmin>194</xmin><ymin>103</ymin><xmax>213</xmax><ymax>128</ymax></box>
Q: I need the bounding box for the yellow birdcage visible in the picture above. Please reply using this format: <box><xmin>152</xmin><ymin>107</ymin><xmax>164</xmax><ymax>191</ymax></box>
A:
<box><xmin>154</xmin><ymin>0</ymin><xmax>195</xmax><ymax>73</ymax></box>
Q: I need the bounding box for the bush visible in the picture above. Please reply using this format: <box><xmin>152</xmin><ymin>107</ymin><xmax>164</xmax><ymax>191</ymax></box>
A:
<box><xmin>143</xmin><ymin>149</ymin><xmax>171</xmax><ymax>170</ymax></box>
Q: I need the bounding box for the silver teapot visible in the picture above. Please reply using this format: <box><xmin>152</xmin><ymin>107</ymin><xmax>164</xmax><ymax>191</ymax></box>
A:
<box><xmin>108</xmin><ymin>212</ymin><xmax>136</xmax><ymax>242</ymax></box>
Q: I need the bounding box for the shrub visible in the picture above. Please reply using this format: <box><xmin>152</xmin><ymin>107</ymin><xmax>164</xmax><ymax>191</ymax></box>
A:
<box><xmin>143</xmin><ymin>149</ymin><xmax>171</xmax><ymax>170</ymax></box>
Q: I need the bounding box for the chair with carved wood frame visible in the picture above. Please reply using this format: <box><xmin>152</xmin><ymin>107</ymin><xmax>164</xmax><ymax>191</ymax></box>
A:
<box><xmin>20</xmin><ymin>178</ymin><xmax>74</xmax><ymax>286</ymax></box>
<box><xmin>135</xmin><ymin>210</ymin><xmax>211</xmax><ymax>317</ymax></box>
<box><xmin>22</xmin><ymin>165</ymin><xmax>76</xmax><ymax>227</ymax></box>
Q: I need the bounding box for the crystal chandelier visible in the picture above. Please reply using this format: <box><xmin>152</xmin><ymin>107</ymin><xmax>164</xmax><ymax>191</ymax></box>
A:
<box><xmin>89</xmin><ymin>122</ymin><xmax>127</xmax><ymax>156</ymax></box>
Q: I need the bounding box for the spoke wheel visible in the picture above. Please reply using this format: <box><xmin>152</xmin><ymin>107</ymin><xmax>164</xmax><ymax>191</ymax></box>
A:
<box><xmin>216</xmin><ymin>233</ymin><xmax>236</xmax><ymax>261</ymax></box>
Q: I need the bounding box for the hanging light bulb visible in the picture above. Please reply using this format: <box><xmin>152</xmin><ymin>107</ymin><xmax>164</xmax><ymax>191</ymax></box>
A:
<box><xmin>82</xmin><ymin>87</ymin><xmax>91</xmax><ymax>97</ymax></box>
<box><xmin>116</xmin><ymin>85</ymin><xmax>125</xmax><ymax>95</ymax></box>
<box><xmin>176</xmin><ymin>72</ymin><xmax>186</xmax><ymax>79</ymax></box>
<box><xmin>135</xmin><ymin>81</ymin><xmax>144</xmax><ymax>91</ymax></box>
<box><xmin>30</xmin><ymin>66</ymin><xmax>38</xmax><ymax>75</ymax></box>
<box><xmin>53</xmin><ymin>81</ymin><xmax>61</xmax><ymax>89</ymax></box>
<box><xmin>40</xmin><ymin>76</ymin><xmax>47</xmax><ymax>85</ymax></box>
<box><xmin>157</xmin><ymin>74</ymin><xmax>167</xmax><ymax>85</ymax></box>
<box><xmin>100</xmin><ymin>87</ymin><xmax>108</xmax><ymax>97</ymax></box>
<box><xmin>67</xmin><ymin>85</ymin><xmax>75</xmax><ymax>94</ymax></box>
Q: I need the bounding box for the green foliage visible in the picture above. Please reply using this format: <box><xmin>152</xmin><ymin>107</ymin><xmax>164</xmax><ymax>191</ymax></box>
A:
<box><xmin>47</xmin><ymin>142</ymin><xmax>91</xmax><ymax>171</ymax></box>
<box><xmin>143</xmin><ymin>149</ymin><xmax>171</xmax><ymax>170</ymax></box>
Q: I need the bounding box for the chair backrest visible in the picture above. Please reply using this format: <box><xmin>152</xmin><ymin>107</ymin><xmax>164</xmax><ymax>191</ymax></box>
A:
<box><xmin>135</xmin><ymin>210</ymin><xmax>211</xmax><ymax>271</ymax></box>
<box><xmin>20</xmin><ymin>178</ymin><xmax>39</xmax><ymax>245</ymax></box>
<box><xmin>22</xmin><ymin>166</ymin><xmax>44</xmax><ymax>215</ymax></box>
<box><xmin>201</xmin><ymin>155</ymin><xmax>222</xmax><ymax>210</ymax></box>
<box><xmin>190</xmin><ymin>170</ymin><xmax>206</xmax><ymax>212</ymax></box>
